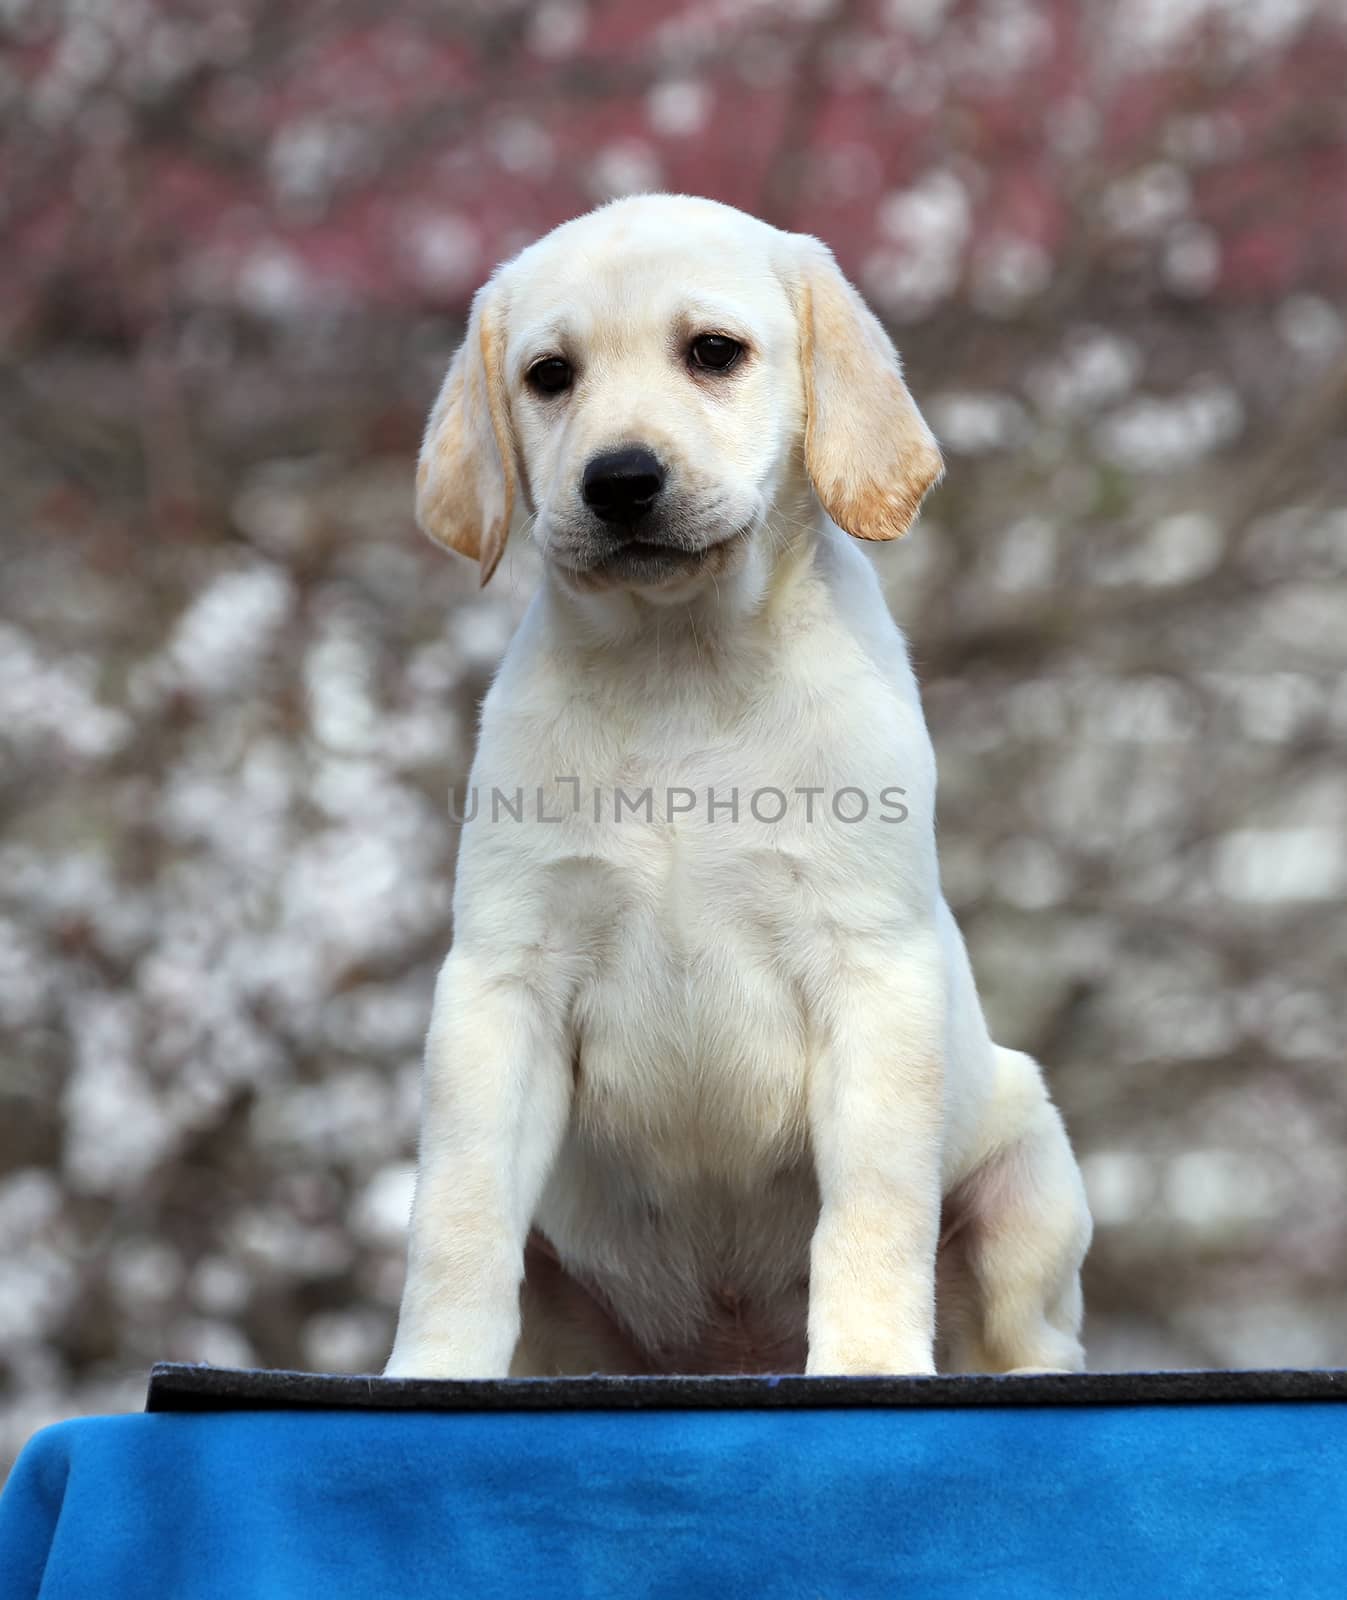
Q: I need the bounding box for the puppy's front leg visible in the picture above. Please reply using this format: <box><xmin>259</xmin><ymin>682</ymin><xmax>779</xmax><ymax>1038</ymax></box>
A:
<box><xmin>386</xmin><ymin>947</ymin><xmax>570</xmax><ymax>1378</ymax></box>
<box><xmin>806</xmin><ymin>937</ymin><xmax>945</xmax><ymax>1376</ymax></box>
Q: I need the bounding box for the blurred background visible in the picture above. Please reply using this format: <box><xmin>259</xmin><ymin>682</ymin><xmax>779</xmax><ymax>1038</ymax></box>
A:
<box><xmin>3</xmin><ymin>0</ymin><xmax>1346</xmax><ymax>1475</ymax></box>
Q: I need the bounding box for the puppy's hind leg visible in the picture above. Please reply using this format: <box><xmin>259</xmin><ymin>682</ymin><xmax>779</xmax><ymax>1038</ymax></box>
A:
<box><xmin>954</xmin><ymin>1047</ymin><xmax>1092</xmax><ymax>1374</ymax></box>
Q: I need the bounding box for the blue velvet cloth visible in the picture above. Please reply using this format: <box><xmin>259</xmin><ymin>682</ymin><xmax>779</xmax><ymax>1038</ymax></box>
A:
<box><xmin>3</xmin><ymin>1401</ymin><xmax>1344</xmax><ymax>1597</ymax></box>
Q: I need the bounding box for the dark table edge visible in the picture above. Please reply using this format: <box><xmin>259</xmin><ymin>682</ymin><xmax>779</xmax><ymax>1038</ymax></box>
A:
<box><xmin>145</xmin><ymin>1364</ymin><xmax>1347</xmax><ymax>1414</ymax></box>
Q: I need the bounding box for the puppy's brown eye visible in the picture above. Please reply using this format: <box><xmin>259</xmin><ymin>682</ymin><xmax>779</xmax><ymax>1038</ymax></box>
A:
<box><xmin>527</xmin><ymin>357</ymin><xmax>573</xmax><ymax>395</ymax></box>
<box><xmin>689</xmin><ymin>334</ymin><xmax>743</xmax><ymax>373</ymax></box>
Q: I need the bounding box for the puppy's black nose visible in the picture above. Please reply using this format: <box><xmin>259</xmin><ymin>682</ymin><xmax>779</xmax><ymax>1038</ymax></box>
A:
<box><xmin>582</xmin><ymin>447</ymin><xmax>666</xmax><ymax>527</ymax></box>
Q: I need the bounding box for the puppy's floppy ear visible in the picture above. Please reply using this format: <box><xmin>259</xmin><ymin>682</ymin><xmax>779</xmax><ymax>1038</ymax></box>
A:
<box><xmin>792</xmin><ymin>236</ymin><xmax>943</xmax><ymax>541</ymax></box>
<box><xmin>416</xmin><ymin>281</ymin><xmax>516</xmax><ymax>585</ymax></box>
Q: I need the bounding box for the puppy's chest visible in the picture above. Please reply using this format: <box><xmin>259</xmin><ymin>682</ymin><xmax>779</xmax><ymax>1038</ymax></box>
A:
<box><xmin>488</xmin><ymin>661</ymin><xmax>921</xmax><ymax>1176</ymax></box>
<box><xmin>560</xmin><ymin>823</ymin><xmax>819</xmax><ymax>1178</ymax></box>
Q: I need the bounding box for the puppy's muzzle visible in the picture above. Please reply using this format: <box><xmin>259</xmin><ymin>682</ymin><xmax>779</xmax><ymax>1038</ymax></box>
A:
<box><xmin>582</xmin><ymin>446</ymin><xmax>666</xmax><ymax>529</ymax></box>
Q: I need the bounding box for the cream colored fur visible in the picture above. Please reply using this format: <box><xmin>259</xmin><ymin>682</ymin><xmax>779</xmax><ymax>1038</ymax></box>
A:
<box><xmin>387</xmin><ymin>195</ymin><xmax>1091</xmax><ymax>1379</ymax></box>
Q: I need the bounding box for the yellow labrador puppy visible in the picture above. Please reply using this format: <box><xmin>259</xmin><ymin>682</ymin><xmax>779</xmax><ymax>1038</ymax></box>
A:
<box><xmin>387</xmin><ymin>195</ymin><xmax>1091</xmax><ymax>1379</ymax></box>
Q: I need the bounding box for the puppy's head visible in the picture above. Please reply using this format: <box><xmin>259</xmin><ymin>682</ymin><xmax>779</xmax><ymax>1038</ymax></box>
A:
<box><xmin>417</xmin><ymin>195</ymin><xmax>942</xmax><ymax>595</ymax></box>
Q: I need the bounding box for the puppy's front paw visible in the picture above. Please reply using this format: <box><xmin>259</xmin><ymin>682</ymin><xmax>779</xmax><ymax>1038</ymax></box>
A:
<box><xmin>806</xmin><ymin>1336</ymin><xmax>936</xmax><ymax>1377</ymax></box>
<box><xmin>384</xmin><ymin>1340</ymin><xmax>507</xmax><ymax>1380</ymax></box>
